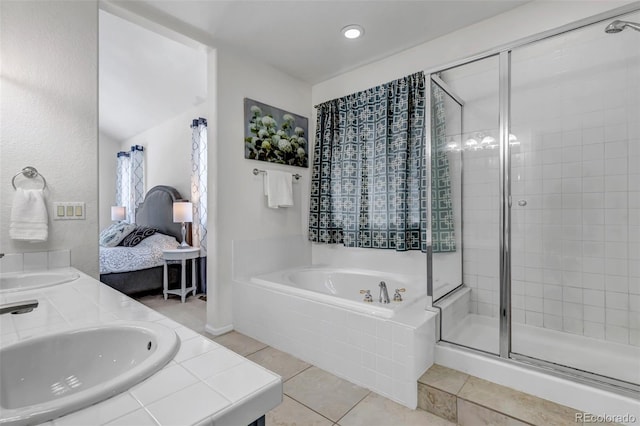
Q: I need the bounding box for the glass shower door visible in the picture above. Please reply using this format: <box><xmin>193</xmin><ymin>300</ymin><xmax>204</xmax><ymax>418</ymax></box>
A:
<box><xmin>509</xmin><ymin>12</ymin><xmax>640</xmax><ymax>387</ymax></box>
<box><xmin>432</xmin><ymin>55</ymin><xmax>502</xmax><ymax>355</ymax></box>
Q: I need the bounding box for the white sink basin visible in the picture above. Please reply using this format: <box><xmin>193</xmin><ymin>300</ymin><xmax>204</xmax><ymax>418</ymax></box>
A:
<box><xmin>0</xmin><ymin>269</ymin><xmax>80</xmax><ymax>293</ymax></box>
<box><xmin>0</xmin><ymin>321</ymin><xmax>179</xmax><ymax>425</ymax></box>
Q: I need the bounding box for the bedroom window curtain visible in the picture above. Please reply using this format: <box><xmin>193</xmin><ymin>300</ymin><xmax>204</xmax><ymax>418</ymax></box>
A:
<box><xmin>309</xmin><ymin>71</ymin><xmax>428</xmax><ymax>252</ymax></box>
<box><xmin>191</xmin><ymin>117</ymin><xmax>208</xmax><ymax>292</ymax></box>
<box><xmin>115</xmin><ymin>145</ymin><xmax>145</xmax><ymax>223</ymax></box>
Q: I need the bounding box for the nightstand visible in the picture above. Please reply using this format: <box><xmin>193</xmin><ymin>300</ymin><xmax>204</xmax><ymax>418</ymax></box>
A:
<box><xmin>162</xmin><ymin>247</ymin><xmax>200</xmax><ymax>302</ymax></box>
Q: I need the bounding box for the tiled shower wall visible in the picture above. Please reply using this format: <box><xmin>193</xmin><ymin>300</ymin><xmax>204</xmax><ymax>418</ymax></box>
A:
<box><xmin>509</xmin><ymin>22</ymin><xmax>639</xmax><ymax>346</ymax></box>
<box><xmin>449</xmin><ymin>15</ymin><xmax>639</xmax><ymax>346</ymax></box>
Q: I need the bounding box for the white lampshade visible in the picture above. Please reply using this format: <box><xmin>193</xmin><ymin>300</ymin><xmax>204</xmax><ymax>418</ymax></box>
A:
<box><xmin>111</xmin><ymin>206</ymin><xmax>126</xmax><ymax>221</ymax></box>
<box><xmin>173</xmin><ymin>202</ymin><xmax>193</xmax><ymax>223</ymax></box>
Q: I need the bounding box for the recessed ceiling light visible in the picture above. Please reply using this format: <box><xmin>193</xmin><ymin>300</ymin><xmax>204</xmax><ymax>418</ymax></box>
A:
<box><xmin>342</xmin><ymin>24</ymin><xmax>364</xmax><ymax>39</ymax></box>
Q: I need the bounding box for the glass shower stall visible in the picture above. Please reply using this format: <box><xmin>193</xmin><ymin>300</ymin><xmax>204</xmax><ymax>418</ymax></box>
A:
<box><xmin>429</xmin><ymin>5</ymin><xmax>639</xmax><ymax>394</ymax></box>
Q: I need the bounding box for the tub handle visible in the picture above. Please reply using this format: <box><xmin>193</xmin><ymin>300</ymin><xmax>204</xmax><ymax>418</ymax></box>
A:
<box><xmin>393</xmin><ymin>288</ymin><xmax>406</xmax><ymax>302</ymax></box>
<box><xmin>360</xmin><ymin>289</ymin><xmax>373</xmax><ymax>303</ymax></box>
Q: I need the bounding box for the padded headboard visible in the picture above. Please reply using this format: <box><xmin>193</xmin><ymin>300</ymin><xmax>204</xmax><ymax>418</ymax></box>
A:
<box><xmin>135</xmin><ymin>185</ymin><xmax>188</xmax><ymax>243</ymax></box>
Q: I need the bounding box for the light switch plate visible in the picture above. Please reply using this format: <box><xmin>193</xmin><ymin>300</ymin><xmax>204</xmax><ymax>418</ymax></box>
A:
<box><xmin>53</xmin><ymin>202</ymin><xmax>85</xmax><ymax>220</ymax></box>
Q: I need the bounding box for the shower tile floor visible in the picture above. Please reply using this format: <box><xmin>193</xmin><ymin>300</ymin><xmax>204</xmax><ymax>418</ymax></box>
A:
<box><xmin>137</xmin><ymin>293</ymin><xmax>452</xmax><ymax>426</ymax></box>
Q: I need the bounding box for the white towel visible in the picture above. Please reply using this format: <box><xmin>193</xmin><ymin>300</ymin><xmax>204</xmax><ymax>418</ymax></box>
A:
<box><xmin>10</xmin><ymin>188</ymin><xmax>49</xmax><ymax>242</ymax></box>
<box><xmin>263</xmin><ymin>170</ymin><xmax>293</xmax><ymax>209</ymax></box>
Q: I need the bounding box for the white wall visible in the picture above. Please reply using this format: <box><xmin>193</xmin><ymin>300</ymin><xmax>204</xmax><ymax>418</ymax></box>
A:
<box><xmin>122</xmin><ymin>104</ymin><xmax>207</xmax><ymax>202</ymax></box>
<box><xmin>0</xmin><ymin>0</ymin><xmax>99</xmax><ymax>276</ymax></box>
<box><xmin>208</xmin><ymin>47</ymin><xmax>312</xmax><ymax>332</ymax></box>
<box><xmin>310</xmin><ymin>0</ymin><xmax>634</xmax><ymax>296</ymax></box>
<box><xmin>98</xmin><ymin>132</ymin><xmax>120</xmax><ymax>230</ymax></box>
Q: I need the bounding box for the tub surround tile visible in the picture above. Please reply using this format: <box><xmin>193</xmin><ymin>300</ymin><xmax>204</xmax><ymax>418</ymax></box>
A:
<box><xmin>212</xmin><ymin>330</ymin><xmax>268</xmax><ymax>356</ymax></box>
<box><xmin>338</xmin><ymin>392</ymin><xmax>455</xmax><ymax>426</ymax></box>
<box><xmin>23</xmin><ymin>252</ymin><xmax>48</xmax><ymax>270</ymax></box>
<box><xmin>266</xmin><ymin>395</ymin><xmax>334</xmax><ymax>426</ymax></box>
<box><xmin>0</xmin><ymin>253</ymin><xmax>23</xmax><ymax>273</ymax></box>
<box><xmin>247</xmin><ymin>346</ymin><xmax>311</xmax><ymax>381</ymax></box>
<box><xmin>284</xmin><ymin>367</ymin><xmax>370</xmax><ymax>422</ymax></box>
<box><xmin>233</xmin><ymin>276</ymin><xmax>437</xmax><ymax>408</ymax></box>
<box><xmin>457</xmin><ymin>376</ymin><xmax>580</xmax><ymax>425</ymax></box>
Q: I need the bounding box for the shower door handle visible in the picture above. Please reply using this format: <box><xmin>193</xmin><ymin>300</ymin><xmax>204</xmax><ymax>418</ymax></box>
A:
<box><xmin>517</xmin><ymin>200</ymin><xmax>527</xmax><ymax>207</ymax></box>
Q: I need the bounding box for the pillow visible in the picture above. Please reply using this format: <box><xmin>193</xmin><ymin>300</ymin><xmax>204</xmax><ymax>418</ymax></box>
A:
<box><xmin>99</xmin><ymin>222</ymin><xmax>137</xmax><ymax>247</ymax></box>
<box><xmin>120</xmin><ymin>226</ymin><xmax>157</xmax><ymax>247</ymax></box>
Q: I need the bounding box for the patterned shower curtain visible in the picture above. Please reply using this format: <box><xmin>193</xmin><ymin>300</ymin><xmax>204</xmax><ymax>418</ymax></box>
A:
<box><xmin>431</xmin><ymin>83</ymin><xmax>456</xmax><ymax>252</ymax></box>
<box><xmin>190</xmin><ymin>117</ymin><xmax>208</xmax><ymax>292</ymax></box>
<box><xmin>115</xmin><ymin>145</ymin><xmax>145</xmax><ymax>223</ymax></box>
<box><xmin>309</xmin><ymin>72</ymin><xmax>428</xmax><ymax>252</ymax></box>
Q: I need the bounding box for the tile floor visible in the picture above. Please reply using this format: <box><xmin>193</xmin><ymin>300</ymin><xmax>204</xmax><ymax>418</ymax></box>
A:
<box><xmin>137</xmin><ymin>293</ymin><xmax>452</xmax><ymax>426</ymax></box>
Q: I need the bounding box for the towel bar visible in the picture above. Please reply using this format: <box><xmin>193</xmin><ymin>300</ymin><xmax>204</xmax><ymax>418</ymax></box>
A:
<box><xmin>11</xmin><ymin>166</ymin><xmax>47</xmax><ymax>190</ymax></box>
<box><xmin>253</xmin><ymin>168</ymin><xmax>301</xmax><ymax>181</ymax></box>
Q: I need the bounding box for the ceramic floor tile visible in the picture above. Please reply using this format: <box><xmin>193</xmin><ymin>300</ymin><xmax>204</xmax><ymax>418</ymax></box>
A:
<box><xmin>284</xmin><ymin>366</ymin><xmax>369</xmax><ymax>422</ymax></box>
<box><xmin>417</xmin><ymin>383</ymin><xmax>457</xmax><ymax>422</ymax></box>
<box><xmin>247</xmin><ymin>346</ymin><xmax>311</xmax><ymax>381</ymax></box>
<box><xmin>267</xmin><ymin>395</ymin><xmax>333</xmax><ymax>426</ymax></box>
<box><xmin>418</xmin><ymin>364</ymin><xmax>469</xmax><ymax>395</ymax></box>
<box><xmin>338</xmin><ymin>392</ymin><xmax>455</xmax><ymax>426</ymax></box>
<box><xmin>457</xmin><ymin>399</ymin><xmax>528</xmax><ymax>426</ymax></box>
<box><xmin>458</xmin><ymin>376</ymin><xmax>580</xmax><ymax>425</ymax></box>
<box><xmin>212</xmin><ymin>330</ymin><xmax>268</xmax><ymax>356</ymax></box>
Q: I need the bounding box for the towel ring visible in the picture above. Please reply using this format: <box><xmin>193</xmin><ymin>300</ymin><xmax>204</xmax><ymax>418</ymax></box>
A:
<box><xmin>11</xmin><ymin>166</ymin><xmax>47</xmax><ymax>190</ymax></box>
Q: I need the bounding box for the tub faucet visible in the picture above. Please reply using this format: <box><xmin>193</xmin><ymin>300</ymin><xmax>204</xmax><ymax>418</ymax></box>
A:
<box><xmin>0</xmin><ymin>300</ymin><xmax>39</xmax><ymax>315</ymax></box>
<box><xmin>379</xmin><ymin>281</ymin><xmax>390</xmax><ymax>304</ymax></box>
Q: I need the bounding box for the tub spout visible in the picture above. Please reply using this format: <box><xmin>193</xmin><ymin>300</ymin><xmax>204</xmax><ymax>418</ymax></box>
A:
<box><xmin>0</xmin><ymin>300</ymin><xmax>39</xmax><ymax>315</ymax></box>
<box><xmin>379</xmin><ymin>281</ymin><xmax>390</xmax><ymax>304</ymax></box>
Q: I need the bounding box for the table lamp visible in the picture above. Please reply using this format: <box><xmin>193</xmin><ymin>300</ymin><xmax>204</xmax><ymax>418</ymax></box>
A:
<box><xmin>111</xmin><ymin>206</ymin><xmax>126</xmax><ymax>222</ymax></box>
<box><xmin>173</xmin><ymin>201</ymin><xmax>193</xmax><ymax>249</ymax></box>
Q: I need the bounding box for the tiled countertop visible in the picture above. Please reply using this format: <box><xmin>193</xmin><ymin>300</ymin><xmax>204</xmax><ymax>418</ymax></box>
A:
<box><xmin>0</xmin><ymin>269</ymin><xmax>282</xmax><ymax>426</ymax></box>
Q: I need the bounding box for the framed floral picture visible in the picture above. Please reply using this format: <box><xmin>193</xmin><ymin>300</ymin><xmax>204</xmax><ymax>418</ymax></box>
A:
<box><xmin>244</xmin><ymin>98</ymin><xmax>309</xmax><ymax>168</ymax></box>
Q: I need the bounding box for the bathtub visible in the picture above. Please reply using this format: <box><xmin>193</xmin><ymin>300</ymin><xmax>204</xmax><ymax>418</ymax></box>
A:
<box><xmin>235</xmin><ymin>265</ymin><xmax>436</xmax><ymax>409</ymax></box>
<box><xmin>251</xmin><ymin>267</ymin><xmax>425</xmax><ymax>318</ymax></box>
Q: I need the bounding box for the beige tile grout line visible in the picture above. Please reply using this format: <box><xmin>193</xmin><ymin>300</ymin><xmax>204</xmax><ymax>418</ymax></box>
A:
<box><xmin>334</xmin><ymin>391</ymin><xmax>372</xmax><ymax>425</ymax></box>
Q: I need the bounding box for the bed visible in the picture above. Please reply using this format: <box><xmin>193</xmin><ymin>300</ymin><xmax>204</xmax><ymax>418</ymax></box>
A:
<box><xmin>99</xmin><ymin>185</ymin><xmax>193</xmax><ymax>295</ymax></box>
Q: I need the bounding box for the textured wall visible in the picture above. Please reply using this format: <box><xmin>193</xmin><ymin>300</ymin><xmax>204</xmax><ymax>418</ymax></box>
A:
<box><xmin>0</xmin><ymin>1</ymin><xmax>99</xmax><ymax>276</ymax></box>
<box><xmin>208</xmin><ymin>47</ymin><xmax>312</xmax><ymax>332</ymax></box>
